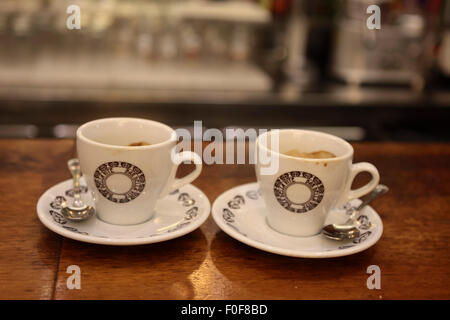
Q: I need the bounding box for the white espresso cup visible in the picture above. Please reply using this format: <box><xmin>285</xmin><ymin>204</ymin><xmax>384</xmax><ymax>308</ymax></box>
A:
<box><xmin>77</xmin><ymin>118</ymin><xmax>202</xmax><ymax>225</ymax></box>
<box><xmin>256</xmin><ymin>129</ymin><xmax>379</xmax><ymax>237</ymax></box>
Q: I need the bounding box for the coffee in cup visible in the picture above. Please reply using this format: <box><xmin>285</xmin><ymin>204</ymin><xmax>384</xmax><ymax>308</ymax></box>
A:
<box><xmin>282</xmin><ymin>149</ymin><xmax>336</xmax><ymax>159</ymax></box>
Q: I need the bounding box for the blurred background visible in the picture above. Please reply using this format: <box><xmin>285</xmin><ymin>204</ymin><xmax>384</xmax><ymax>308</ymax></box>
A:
<box><xmin>0</xmin><ymin>0</ymin><xmax>449</xmax><ymax>141</ymax></box>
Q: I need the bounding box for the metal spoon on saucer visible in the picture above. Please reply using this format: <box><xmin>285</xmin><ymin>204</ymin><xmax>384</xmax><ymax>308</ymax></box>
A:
<box><xmin>322</xmin><ymin>184</ymin><xmax>389</xmax><ymax>240</ymax></box>
<box><xmin>61</xmin><ymin>158</ymin><xmax>95</xmax><ymax>221</ymax></box>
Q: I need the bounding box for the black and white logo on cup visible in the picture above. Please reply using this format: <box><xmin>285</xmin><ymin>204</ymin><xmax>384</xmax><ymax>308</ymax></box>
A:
<box><xmin>94</xmin><ymin>161</ymin><xmax>146</xmax><ymax>203</ymax></box>
<box><xmin>274</xmin><ymin>171</ymin><xmax>324</xmax><ymax>213</ymax></box>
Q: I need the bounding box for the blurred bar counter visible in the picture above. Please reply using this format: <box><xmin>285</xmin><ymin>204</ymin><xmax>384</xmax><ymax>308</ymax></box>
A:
<box><xmin>1</xmin><ymin>83</ymin><xmax>449</xmax><ymax>141</ymax></box>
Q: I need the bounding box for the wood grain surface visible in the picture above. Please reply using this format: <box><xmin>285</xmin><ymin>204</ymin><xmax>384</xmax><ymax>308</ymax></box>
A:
<box><xmin>0</xmin><ymin>140</ymin><xmax>449</xmax><ymax>299</ymax></box>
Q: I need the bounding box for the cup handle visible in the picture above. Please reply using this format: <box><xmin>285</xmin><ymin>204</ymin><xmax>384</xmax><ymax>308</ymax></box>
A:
<box><xmin>159</xmin><ymin>151</ymin><xmax>202</xmax><ymax>198</ymax></box>
<box><xmin>340</xmin><ymin>162</ymin><xmax>380</xmax><ymax>205</ymax></box>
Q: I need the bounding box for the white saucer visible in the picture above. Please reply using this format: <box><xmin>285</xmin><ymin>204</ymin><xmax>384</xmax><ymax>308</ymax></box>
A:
<box><xmin>37</xmin><ymin>178</ymin><xmax>210</xmax><ymax>245</ymax></box>
<box><xmin>212</xmin><ymin>183</ymin><xmax>383</xmax><ymax>258</ymax></box>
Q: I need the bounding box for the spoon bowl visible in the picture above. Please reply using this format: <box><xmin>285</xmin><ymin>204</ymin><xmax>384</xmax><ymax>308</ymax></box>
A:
<box><xmin>322</xmin><ymin>184</ymin><xmax>388</xmax><ymax>240</ymax></box>
<box><xmin>322</xmin><ymin>224</ymin><xmax>360</xmax><ymax>240</ymax></box>
<box><xmin>61</xmin><ymin>205</ymin><xmax>95</xmax><ymax>222</ymax></box>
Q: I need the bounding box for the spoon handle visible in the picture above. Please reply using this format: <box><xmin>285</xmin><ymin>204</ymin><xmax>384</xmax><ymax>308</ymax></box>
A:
<box><xmin>67</xmin><ymin>158</ymin><xmax>84</xmax><ymax>209</ymax></box>
<box><xmin>347</xmin><ymin>184</ymin><xmax>389</xmax><ymax>221</ymax></box>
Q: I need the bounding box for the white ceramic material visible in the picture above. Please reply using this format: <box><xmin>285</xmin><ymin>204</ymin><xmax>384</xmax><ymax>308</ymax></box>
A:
<box><xmin>37</xmin><ymin>178</ymin><xmax>210</xmax><ymax>245</ymax></box>
<box><xmin>256</xmin><ymin>129</ymin><xmax>379</xmax><ymax>237</ymax></box>
<box><xmin>212</xmin><ymin>183</ymin><xmax>383</xmax><ymax>258</ymax></box>
<box><xmin>77</xmin><ymin>118</ymin><xmax>202</xmax><ymax>225</ymax></box>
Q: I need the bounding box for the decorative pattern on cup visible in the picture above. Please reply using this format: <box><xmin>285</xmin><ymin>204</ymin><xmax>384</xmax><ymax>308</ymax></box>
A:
<box><xmin>274</xmin><ymin>171</ymin><xmax>324</xmax><ymax>213</ymax></box>
<box><xmin>93</xmin><ymin>161</ymin><xmax>146</xmax><ymax>203</ymax></box>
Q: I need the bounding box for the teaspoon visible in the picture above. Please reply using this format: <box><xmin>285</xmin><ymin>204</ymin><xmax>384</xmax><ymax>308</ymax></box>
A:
<box><xmin>61</xmin><ymin>158</ymin><xmax>95</xmax><ymax>221</ymax></box>
<box><xmin>322</xmin><ymin>184</ymin><xmax>389</xmax><ymax>240</ymax></box>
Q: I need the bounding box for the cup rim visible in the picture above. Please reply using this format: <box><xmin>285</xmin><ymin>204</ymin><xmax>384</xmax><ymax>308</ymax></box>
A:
<box><xmin>256</xmin><ymin>129</ymin><xmax>354</xmax><ymax>162</ymax></box>
<box><xmin>77</xmin><ymin>117</ymin><xmax>176</xmax><ymax>150</ymax></box>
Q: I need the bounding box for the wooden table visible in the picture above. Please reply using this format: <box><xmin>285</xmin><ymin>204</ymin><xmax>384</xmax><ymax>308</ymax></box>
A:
<box><xmin>0</xmin><ymin>140</ymin><xmax>449</xmax><ymax>299</ymax></box>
